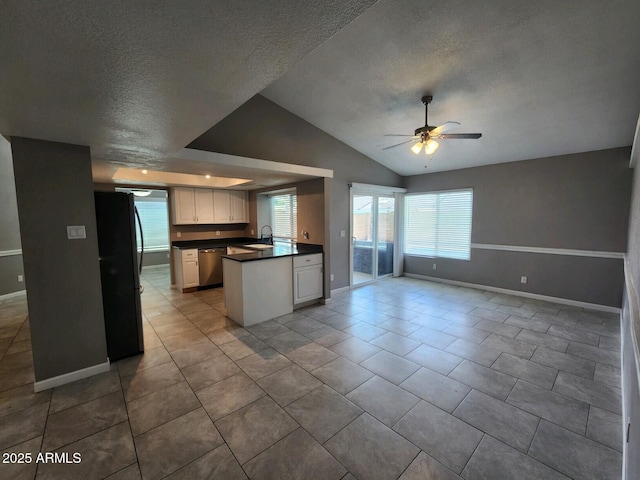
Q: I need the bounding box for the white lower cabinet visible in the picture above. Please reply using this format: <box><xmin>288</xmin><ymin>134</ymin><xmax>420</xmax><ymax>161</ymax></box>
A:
<box><xmin>293</xmin><ymin>254</ymin><xmax>323</xmax><ymax>305</ymax></box>
<box><xmin>173</xmin><ymin>248</ymin><xmax>199</xmax><ymax>291</ymax></box>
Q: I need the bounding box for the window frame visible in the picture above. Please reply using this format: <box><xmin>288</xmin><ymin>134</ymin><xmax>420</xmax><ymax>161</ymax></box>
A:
<box><xmin>403</xmin><ymin>188</ymin><xmax>474</xmax><ymax>261</ymax></box>
<box><xmin>269</xmin><ymin>192</ymin><xmax>298</xmax><ymax>243</ymax></box>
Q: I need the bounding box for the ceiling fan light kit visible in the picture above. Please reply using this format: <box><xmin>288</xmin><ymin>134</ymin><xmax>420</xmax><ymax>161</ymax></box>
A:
<box><xmin>425</xmin><ymin>139</ymin><xmax>438</xmax><ymax>154</ymax></box>
<box><xmin>411</xmin><ymin>137</ymin><xmax>439</xmax><ymax>155</ymax></box>
<box><xmin>383</xmin><ymin>95</ymin><xmax>482</xmax><ymax>157</ymax></box>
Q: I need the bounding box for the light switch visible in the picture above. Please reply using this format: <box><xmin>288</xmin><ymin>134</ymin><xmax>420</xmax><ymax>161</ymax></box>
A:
<box><xmin>67</xmin><ymin>225</ymin><xmax>86</xmax><ymax>239</ymax></box>
<box><xmin>340</xmin><ymin>230</ymin><xmax>346</xmax><ymax>237</ymax></box>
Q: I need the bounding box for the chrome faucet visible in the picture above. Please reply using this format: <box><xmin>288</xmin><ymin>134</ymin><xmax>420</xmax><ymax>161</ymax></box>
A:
<box><xmin>260</xmin><ymin>225</ymin><xmax>273</xmax><ymax>244</ymax></box>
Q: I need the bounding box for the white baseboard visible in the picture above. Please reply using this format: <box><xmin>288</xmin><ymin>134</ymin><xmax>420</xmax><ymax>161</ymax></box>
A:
<box><xmin>404</xmin><ymin>273</ymin><xmax>620</xmax><ymax>314</ymax></box>
<box><xmin>0</xmin><ymin>290</ymin><xmax>26</xmax><ymax>302</ymax></box>
<box><xmin>141</xmin><ymin>263</ymin><xmax>170</xmax><ymax>270</ymax></box>
<box><xmin>33</xmin><ymin>360</ymin><xmax>110</xmax><ymax>392</ymax></box>
<box><xmin>330</xmin><ymin>285</ymin><xmax>351</xmax><ymax>296</ymax></box>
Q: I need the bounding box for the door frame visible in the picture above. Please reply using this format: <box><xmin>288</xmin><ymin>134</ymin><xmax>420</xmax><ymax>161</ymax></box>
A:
<box><xmin>349</xmin><ymin>183</ymin><xmax>407</xmax><ymax>288</ymax></box>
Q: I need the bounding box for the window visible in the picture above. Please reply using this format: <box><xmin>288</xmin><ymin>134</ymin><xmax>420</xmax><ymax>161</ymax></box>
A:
<box><xmin>270</xmin><ymin>193</ymin><xmax>297</xmax><ymax>242</ymax></box>
<box><xmin>117</xmin><ymin>188</ymin><xmax>169</xmax><ymax>252</ymax></box>
<box><xmin>404</xmin><ymin>189</ymin><xmax>473</xmax><ymax>260</ymax></box>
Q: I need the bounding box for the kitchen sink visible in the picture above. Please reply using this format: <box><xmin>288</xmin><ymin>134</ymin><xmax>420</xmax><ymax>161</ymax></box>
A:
<box><xmin>245</xmin><ymin>244</ymin><xmax>274</xmax><ymax>250</ymax></box>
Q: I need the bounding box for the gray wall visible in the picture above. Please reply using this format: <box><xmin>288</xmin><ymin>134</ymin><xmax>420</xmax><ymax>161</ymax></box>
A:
<box><xmin>189</xmin><ymin>94</ymin><xmax>403</xmax><ymax>290</ymax></box>
<box><xmin>404</xmin><ymin>148</ymin><xmax>632</xmax><ymax>307</ymax></box>
<box><xmin>138</xmin><ymin>251</ymin><xmax>169</xmax><ymax>268</ymax></box>
<box><xmin>623</xmin><ymin>148</ymin><xmax>640</xmax><ymax>480</ymax></box>
<box><xmin>628</xmin><ymin>153</ymin><xmax>640</xmax><ymax>298</ymax></box>
<box><xmin>0</xmin><ymin>136</ymin><xmax>25</xmax><ymax>296</ymax></box>
<box><xmin>12</xmin><ymin>137</ymin><xmax>107</xmax><ymax>381</ymax></box>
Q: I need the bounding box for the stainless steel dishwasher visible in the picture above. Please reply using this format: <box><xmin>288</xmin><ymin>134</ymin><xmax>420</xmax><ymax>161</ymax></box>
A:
<box><xmin>198</xmin><ymin>248</ymin><xmax>225</xmax><ymax>287</ymax></box>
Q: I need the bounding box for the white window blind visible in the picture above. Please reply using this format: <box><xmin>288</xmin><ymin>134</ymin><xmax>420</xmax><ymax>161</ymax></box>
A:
<box><xmin>404</xmin><ymin>189</ymin><xmax>473</xmax><ymax>260</ymax></box>
<box><xmin>133</xmin><ymin>196</ymin><xmax>170</xmax><ymax>252</ymax></box>
<box><xmin>271</xmin><ymin>194</ymin><xmax>297</xmax><ymax>241</ymax></box>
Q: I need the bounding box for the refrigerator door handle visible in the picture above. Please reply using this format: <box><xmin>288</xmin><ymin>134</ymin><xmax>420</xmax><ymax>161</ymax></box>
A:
<box><xmin>134</xmin><ymin>206</ymin><xmax>144</xmax><ymax>276</ymax></box>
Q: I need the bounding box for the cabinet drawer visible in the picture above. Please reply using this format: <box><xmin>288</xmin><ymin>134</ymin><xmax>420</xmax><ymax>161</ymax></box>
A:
<box><xmin>182</xmin><ymin>249</ymin><xmax>198</xmax><ymax>259</ymax></box>
<box><xmin>293</xmin><ymin>253</ymin><xmax>322</xmax><ymax>268</ymax></box>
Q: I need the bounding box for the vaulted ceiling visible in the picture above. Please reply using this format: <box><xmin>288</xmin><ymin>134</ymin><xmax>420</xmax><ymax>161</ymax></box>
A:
<box><xmin>262</xmin><ymin>0</ymin><xmax>640</xmax><ymax>174</ymax></box>
<box><xmin>2</xmin><ymin>0</ymin><xmax>640</xmax><ymax>179</ymax></box>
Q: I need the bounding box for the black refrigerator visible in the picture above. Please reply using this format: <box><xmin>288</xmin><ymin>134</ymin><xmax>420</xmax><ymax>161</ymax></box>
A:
<box><xmin>94</xmin><ymin>191</ymin><xmax>144</xmax><ymax>361</ymax></box>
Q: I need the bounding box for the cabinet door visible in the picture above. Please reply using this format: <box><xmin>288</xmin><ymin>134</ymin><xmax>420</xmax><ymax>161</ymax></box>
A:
<box><xmin>293</xmin><ymin>264</ymin><xmax>323</xmax><ymax>304</ymax></box>
<box><xmin>213</xmin><ymin>190</ymin><xmax>231</xmax><ymax>223</ymax></box>
<box><xmin>194</xmin><ymin>188</ymin><xmax>214</xmax><ymax>223</ymax></box>
<box><xmin>172</xmin><ymin>188</ymin><xmax>196</xmax><ymax>224</ymax></box>
<box><xmin>182</xmin><ymin>258</ymin><xmax>199</xmax><ymax>288</ymax></box>
<box><xmin>229</xmin><ymin>191</ymin><xmax>248</xmax><ymax>223</ymax></box>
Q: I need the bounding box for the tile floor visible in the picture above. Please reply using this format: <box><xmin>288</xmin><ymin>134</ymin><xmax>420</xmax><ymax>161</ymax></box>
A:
<box><xmin>0</xmin><ymin>265</ymin><xmax>623</xmax><ymax>479</ymax></box>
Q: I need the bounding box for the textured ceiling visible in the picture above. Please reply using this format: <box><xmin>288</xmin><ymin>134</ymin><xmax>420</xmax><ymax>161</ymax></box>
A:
<box><xmin>3</xmin><ymin>1</ymin><xmax>639</xmax><ymax>181</ymax></box>
<box><xmin>262</xmin><ymin>0</ymin><xmax>640</xmax><ymax>175</ymax></box>
<box><xmin>0</xmin><ymin>0</ymin><xmax>377</xmax><ymax>169</ymax></box>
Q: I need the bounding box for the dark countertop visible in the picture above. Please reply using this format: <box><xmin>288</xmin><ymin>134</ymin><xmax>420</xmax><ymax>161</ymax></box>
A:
<box><xmin>222</xmin><ymin>243</ymin><xmax>323</xmax><ymax>262</ymax></box>
<box><xmin>172</xmin><ymin>237</ymin><xmax>260</xmax><ymax>249</ymax></box>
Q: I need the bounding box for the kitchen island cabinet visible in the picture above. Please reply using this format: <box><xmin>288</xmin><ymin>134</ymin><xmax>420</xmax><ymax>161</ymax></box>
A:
<box><xmin>222</xmin><ymin>243</ymin><xmax>323</xmax><ymax>326</ymax></box>
<box><xmin>223</xmin><ymin>256</ymin><xmax>293</xmax><ymax>326</ymax></box>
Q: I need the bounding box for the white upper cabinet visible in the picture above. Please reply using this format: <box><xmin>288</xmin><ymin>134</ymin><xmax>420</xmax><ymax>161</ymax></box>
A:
<box><xmin>173</xmin><ymin>187</ymin><xmax>247</xmax><ymax>225</ymax></box>
<box><xmin>171</xmin><ymin>187</ymin><xmax>214</xmax><ymax>225</ymax></box>
<box><xmin>194</xmin><ymin>189</ymin><xmax>214</xmax><ymax>223</ymax></box>
<box><xmin>213</xmin><ymin>190</ymin><xmax>248</xmax><ymax>224</ymax></box>
<box><xmin>229</xmin><ymin>190</ymin><xmax>248</xmax><ymax>223</ymax></box>
<box><xmin>172</xmin><ymin>187</ymin><xmax>197</xmax><ymax>224</ymax></box>
<box><xmin>213</xmin><ymin>190</ymin><xmax>230</xmax><ymax>223</ymax></box>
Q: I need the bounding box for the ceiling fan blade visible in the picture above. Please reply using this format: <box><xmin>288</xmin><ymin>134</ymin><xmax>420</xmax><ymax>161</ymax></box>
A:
<box><xmin>428</xmin><ymin>121</ymin><xmax>460</xmax><ymax>137</ymax></box>
<box><xmin>382</xmin><ymin>139</ymin><xmax>416</xmax><ymax>150</ymax></box>
<box><xmin>384</xmin><ymin>134</ymin><xmax>417</xmax><ymax>137</ymax></box>
<box><xmin>434</xmin><ymin>133</ymin><xmax>482</xmax><ymax>139</ymax></box>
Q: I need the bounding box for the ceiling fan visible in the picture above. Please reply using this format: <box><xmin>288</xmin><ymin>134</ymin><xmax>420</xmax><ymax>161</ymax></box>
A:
<box><xmin>384</xmin><ymin>96</ymin><xmax>481</xmax><ymax>155</ymax></box>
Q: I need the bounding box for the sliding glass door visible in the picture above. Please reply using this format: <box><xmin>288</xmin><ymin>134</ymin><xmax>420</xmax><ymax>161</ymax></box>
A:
<box><xmin>352</xmin><ymin>195</ymin><xmax>374</xmax><ymax>285</ymax></box>
<box><xmin>351</xmin><ymin>192</ymin><xmax>396</xmax><ymax>286</ymax></box>
<box><xmin>377</xmin><ymin>196</ymin><xmax>395</xmax><ymax>277</ymax></box>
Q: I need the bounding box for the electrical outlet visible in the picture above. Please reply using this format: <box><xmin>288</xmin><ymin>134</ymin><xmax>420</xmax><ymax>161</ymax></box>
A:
<box><xmin>330</xmin><ymin>274</ymin><xmax>334</xmax><ymax>281</ymax></box>
<box><xmin>17</xmin><ymin>274</ymin><xmax>23</xmax><ymax>283</ymax></box>
<box><xmin>340</xmin><ymin>230</ymin><xmax>345</xmax><ymax>237</ymax></box>
<box><xmin>216</xmin><ymin>230</ymin><xmax>221</xmax><ymax>236</ymax></box>
<box><xmin>521</xmin><ymin>276</ymin><xmax>527</xmax><ymax>284</ymax></box>
<box><xmin>432</xmin><ymin>263</ymin><xmax>437</xmax><ymax>270</ymax></box>
<box><xmin>176</xmin><ymin>231</ymin><xmax>181</xmax><ymax>238</ymax></box>
<box><xmin>250</xmin><ymin>229</ymin><xmax>254</xmax><ymax>235</ymax></box>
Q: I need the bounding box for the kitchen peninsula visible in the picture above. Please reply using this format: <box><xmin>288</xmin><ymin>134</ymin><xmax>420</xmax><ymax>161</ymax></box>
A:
<box><xmin>223</xmin><ymin>243</ymin><xmax>323</xmax><ymax>326</ymax></box>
